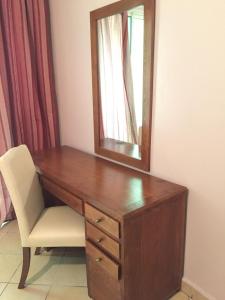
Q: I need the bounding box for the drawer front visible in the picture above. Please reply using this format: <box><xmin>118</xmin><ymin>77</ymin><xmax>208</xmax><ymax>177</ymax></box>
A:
<box><xmin>86</xmin><ymin>222</ymin><xmax>120</xmax><ymax>259</ymax></box>
<box><xmin>86</xmin><ymin>240</ymin><xmax>119</xmax><ymax>280</ymax></box>
<box><xmin>41</xmin><ymin>177</ymin><xmax>83</xmax><ymax>215</ymax></box>
<box><xmin>85</xmin><ymin>204</ymin><xmax>120</xmax><ymax>238</ymax></box>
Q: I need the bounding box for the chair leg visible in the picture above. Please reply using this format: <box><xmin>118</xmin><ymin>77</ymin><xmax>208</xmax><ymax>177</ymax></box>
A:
<box><xmin>18</xmin><ymin>247</ymin><xmax>31</xmax><ymax>289</ymax></box>
<box><xmin>34</xmin><ymin>247</ymin><xmax>42</xmax><ymax>255</ymax></box>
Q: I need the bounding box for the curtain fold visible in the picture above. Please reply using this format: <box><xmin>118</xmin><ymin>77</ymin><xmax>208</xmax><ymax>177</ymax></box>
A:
<box><xmin>0</xmin><ymin>76</ymin><xmax>13</xmax><ymax>224</ymax></box>
<box><xmin>0</xmin><ymin>0</ymin><xmax>60</xmax><ymax>153</ymax></box>
<box><xmin>0</xmin><ymin>15</ymin><xmax>14</xmax><ymax>225</ymax></box>
<box><xmin>0</xmin><ymin>0</ymin><xmax>60</xmax><ymax>225</ymax></box>
<box><xmin>97</xmin><ymin>13</ymin><xmax>137</xmax><ymax>144</ymax></box>
<box><xmin>122</xmin><ymin>12</ymin><xmax>138</xmax><ymax>145</ymax></box>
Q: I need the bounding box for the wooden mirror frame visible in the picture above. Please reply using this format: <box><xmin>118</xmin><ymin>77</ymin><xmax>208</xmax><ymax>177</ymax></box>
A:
<box><xmin>90</xmin><ymin>0</ymin><xmax>155</xmax><ymax>171</ymax></box>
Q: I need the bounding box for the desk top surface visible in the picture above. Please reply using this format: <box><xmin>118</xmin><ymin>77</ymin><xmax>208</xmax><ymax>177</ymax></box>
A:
<box><xmin>34</xmin><ymin>146</ymin><xmax>187</xmax><ymax>220</ymax></box>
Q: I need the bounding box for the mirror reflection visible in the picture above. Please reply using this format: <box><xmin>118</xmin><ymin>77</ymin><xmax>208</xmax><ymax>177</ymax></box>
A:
<box><xmin>97</xmin><ymin>5</ymin><xmax>144</xmax><ymax>159</ymax></box>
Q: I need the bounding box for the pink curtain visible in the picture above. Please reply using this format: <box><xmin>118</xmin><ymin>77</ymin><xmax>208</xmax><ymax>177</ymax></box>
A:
<box><xmin>0</xmin><ymin>0</ymin><xmax>60</xmax><ymax>224</ymax></box>
<box><xmin>0</xmin><ymin>49</ymin><xmax>13</xmax><ymax>223</ymax></box>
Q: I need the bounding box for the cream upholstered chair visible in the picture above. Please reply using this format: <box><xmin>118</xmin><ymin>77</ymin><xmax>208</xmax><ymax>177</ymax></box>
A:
<box><xmin>0</xmin><ymin>145</ymin><xmax>85</xmax><ymax>289</ymax></box>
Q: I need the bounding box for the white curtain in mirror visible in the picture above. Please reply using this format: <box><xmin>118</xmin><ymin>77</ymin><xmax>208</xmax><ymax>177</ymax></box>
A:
<box><xmin>128</xmin><ymin>6</ymin><xmax>144</xmax><ymax>140</ymax></box>
<box><xmin>97</xmin><ymin>14</ymin><xmax>138</xmax><ymax>144</ymax></box>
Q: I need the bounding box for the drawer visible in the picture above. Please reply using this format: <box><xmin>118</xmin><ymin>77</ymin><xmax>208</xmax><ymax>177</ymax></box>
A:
<box><xmin>86</xmin><ymin>240</ymin><xmax>119</xmax><ymax>280</ymax></box>
<box><xmin>41</xmin><ymin>177</ymin><xmax>83</xmax><ymax>215</ymax></box>
<box><xmin>86</xmin><ymin>222</ymin><xmax>120</xmax><ymax>259</ymax></box>
<box><xmin>85</xmin><ymin>204</ymin><xmax>120</xmax><ymax>238</ymax></box>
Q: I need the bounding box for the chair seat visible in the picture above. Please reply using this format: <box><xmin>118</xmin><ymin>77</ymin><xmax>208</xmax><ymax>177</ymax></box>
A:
<box><xmin>28</xmin><ymin>206</ymin><xmax>85</xmax><ymax>247</ymax></box>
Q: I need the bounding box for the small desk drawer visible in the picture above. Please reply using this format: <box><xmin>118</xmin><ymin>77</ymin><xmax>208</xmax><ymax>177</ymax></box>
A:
<box><xmin>86</xmin><ymin>222</ymin><xmax>120</xmax><ymax>259</ymax></box>
<box><xmin>41</xmin><ymin>177</ymin><xmax>83</xmax><ymax>215</ymax></box>
<box><xmin>86</xmin><ymin>240</ymin><xmax>119</xmax><ymax>280</ymax></box>
<box><xmin>85</xmin><ymin>204</ymin><xmax>120</xmax><ymax>238</ymax></box>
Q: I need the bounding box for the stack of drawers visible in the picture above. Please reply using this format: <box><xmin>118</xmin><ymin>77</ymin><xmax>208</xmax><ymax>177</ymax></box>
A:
<box><xmin>85</xmin><ymin>204</ymin><xmax>121</xmax><ymax>281</ymax></box>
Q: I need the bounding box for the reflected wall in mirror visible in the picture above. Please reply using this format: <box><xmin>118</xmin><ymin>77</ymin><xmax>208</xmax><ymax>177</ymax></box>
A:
<box><xmin>91</xmin><ymin>0</ymin><xmax>155</xmax><ymax>171</ymax></box>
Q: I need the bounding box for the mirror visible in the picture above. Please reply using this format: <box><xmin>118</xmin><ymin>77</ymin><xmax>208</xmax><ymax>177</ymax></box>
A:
<box><xmin>91</xmin><ymin>0</ymin><xmax>155</xmax><ymax>171</ymax></box>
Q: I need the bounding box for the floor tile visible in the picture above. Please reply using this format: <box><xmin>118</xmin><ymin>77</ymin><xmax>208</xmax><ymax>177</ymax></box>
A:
<box><xmin>170</xmin><ymin>291</ymin><xmax>189</xmax><ymax>300</ymax></box>
<box><xmin>182</xmin><ymin>281</ymin><xmax>207</xmax><ymax>300</ymax></box>
<box><xmin>0</xmin><ymin>231</ymin><xmax>6</xmax><ymax>241</ymax></box>
<box><xmin>10</xmin><ymin>255</ymin><xmax>62</xmax><ymax>285</ymax></box>
<box><xmin>2</xmin><ymin>221</ymin><xmax>19</xmax><ymax>234</ymax></box>
<box><xmin>0</xmin><ymin>232</ymin><xmax>22</xmax><ymax>255</ymax></box>
<box><xmin>0</xmin><ymin>283</ymin><xmax>7</xmax><ymax>296</ymax></box>
<box><xmin>0</xmin><ymin>224</ymin><xmax>9</xmax><ymax>235</ymax></box>
<box><xmin>0</xmin><ymin>283</ymin><xmax>49</xmax><ymax>300</ymax></box>
<box><xmin>53</xmin><ymin>256</ymin><xmax>87</xmax><ymax>286</ymax></box>
<box><xmin>0</xmin><ymin>223</ymin><xmax>186</xmax><ymax>300</ymax></box>
<box><xmin>0</xmin><ymin>255</ymin><xmax>22</xmax><ymax>282</ymax></box>
<box><xmin>46</xmin><ymin>286</ymin><xmax>91</xmax><ymax>300</ymax></box>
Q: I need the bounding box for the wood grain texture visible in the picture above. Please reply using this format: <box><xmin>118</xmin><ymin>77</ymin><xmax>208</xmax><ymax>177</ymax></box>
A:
<box><xmin>41</xmin><ymin>177</ymin><xmax>83</xmax><ymax>215</ymax></box>
<box><xmin>86</xmin><ymin>255</ymin><xmax>122</xmax><ymax>300</ymax></box>
<box><xmin>34</xmin><ymin>146</ymin><xmax>187</xmax><ymax>221</ymax></box>
<box><xmin>85</xmin><ymin>204</ymin><xmax>120</xmax><ymax>238</ymax></box>
<box><xmin>101</xmin><ymin>138</ymin><xmax>141</xmax><ymax>160</ymax></box>
<box><xmin>86</xmin><ymin>240</ymin><xmax>119</xmax><ymax>280</ymax></box>
<box><xmin>90</xmin><ymin>0</ymin><xmax>155</xmax><ymax>171</ymax></box>
<box><xmin>86</xmin><ymin>221</ymin><xmax>120</xmax><ymax>259</ymax></box>
<box><xmin>33</xmin><ymin>146</ymin><xmax>188</xmax><ymax>300</ymax></box>
<box><xmin>122</xmin><ymin>193</ymin><xmax>187</xmax><ymax>300</ymax></box>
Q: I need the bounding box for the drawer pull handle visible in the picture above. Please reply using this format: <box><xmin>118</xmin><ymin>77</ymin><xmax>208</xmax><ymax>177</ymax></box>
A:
<box><xmin>95</xmin><ymin>257</ymin><xmax>102</xmax><ymax>263</ymax></box>
<box><xmin>96</xmin><ymin>238</ymin><xmax>103</xmax><ymax>243</ymax></box>
<box><xmin>95</xmin><ymin>218</ymin><xmax>103</xmax><ymax>224</ymax></box>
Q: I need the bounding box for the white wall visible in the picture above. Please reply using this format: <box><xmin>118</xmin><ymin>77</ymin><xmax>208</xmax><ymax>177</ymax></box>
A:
<box><xmin>49</xmin><ymin>1</ymin><xmax>225</xmax><ymax>299</ymax></box>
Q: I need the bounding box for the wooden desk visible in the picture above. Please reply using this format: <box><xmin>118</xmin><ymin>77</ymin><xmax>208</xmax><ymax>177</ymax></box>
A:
<box><xmin>34</xmin><ymin>146</ymin><xmax>187</xmax><ymax>300</ymax></box>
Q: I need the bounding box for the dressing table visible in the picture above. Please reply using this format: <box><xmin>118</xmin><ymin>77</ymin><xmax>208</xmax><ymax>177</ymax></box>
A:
<box><xmin>34</xmin><ymin>146</ymin><xmax>187</xmax><ymax>300</ymax></box>
<box><xmin>33</xmin><ymin>0</ymin><xmax>187</xmax><ymax>298</ymax></box>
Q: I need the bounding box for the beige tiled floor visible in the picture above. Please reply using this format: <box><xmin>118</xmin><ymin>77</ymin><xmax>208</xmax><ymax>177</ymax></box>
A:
<box><xmin>0</xmin><ymin>220</ymin><xmax>189</xmax><ymax>300</ymax></box>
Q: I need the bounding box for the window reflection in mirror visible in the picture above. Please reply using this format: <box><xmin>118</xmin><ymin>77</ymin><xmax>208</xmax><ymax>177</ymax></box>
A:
<box><xmin>97</xmin><ymin>5</ymin><xmax>144</xmax><ymax>160</ymax></box>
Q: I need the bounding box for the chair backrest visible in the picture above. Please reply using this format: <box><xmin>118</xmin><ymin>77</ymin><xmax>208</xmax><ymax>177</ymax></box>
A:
<box><xmin>0</xmin><ymin>145</ymin><xmax>44</xmax><ymax>246</ymax></box>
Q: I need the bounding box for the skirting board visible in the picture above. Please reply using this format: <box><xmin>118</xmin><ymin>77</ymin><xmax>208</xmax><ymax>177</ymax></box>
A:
<box><xmin>182</xmin><ymin>278</ymin><xmax>216</xmax><ymax>300</ymax></box>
